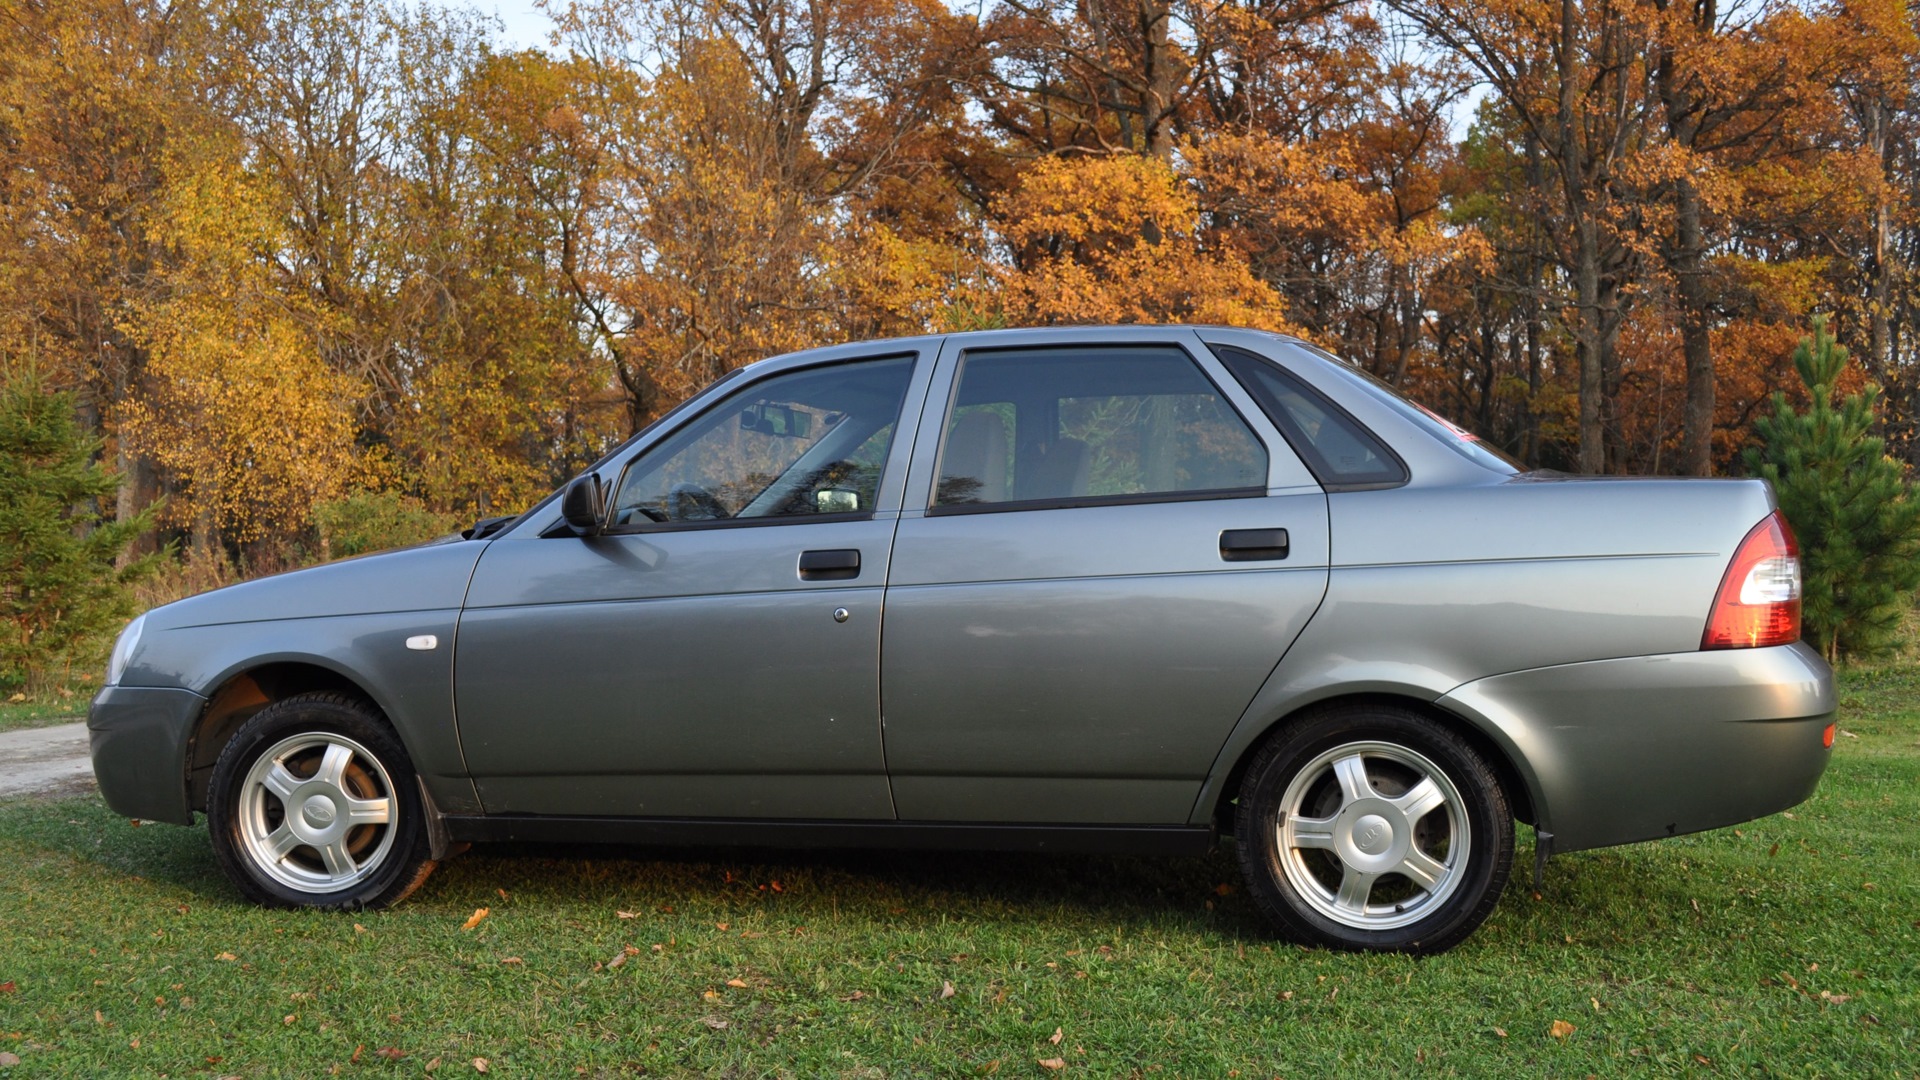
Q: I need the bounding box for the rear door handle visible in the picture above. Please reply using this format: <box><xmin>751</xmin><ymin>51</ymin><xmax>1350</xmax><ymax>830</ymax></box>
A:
<box><xmin>1220</xmin><ymin>529</ymin><xmax>1288</xmax><ymax>562</ymax></box>
<box><xmin>798</xmin><ymin>548</ymin><xmax>862</xmax><ymax>580</ymax></box>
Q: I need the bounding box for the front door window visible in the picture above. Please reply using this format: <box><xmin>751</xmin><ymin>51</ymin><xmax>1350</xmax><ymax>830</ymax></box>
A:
<box><xmin>610</xmin><ymin>356</ymin><xmax>916</xmax><ymax>527</ymax></box>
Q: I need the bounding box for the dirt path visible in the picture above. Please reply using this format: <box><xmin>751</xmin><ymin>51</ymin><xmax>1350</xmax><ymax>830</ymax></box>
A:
<box><xmin>0</xmin><ymin>722</ymin><xmax>94</xmax><ymax>798</ymax></box>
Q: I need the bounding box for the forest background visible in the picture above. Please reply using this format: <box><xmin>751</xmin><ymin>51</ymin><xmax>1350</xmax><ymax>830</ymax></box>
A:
<box><xmin>3</xmin><ymin>0</ymin><xmax>1919</xmax><ymax>681</ymax></box>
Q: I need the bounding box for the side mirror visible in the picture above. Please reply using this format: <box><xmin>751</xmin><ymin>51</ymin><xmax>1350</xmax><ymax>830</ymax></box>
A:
<box><xmin>560</xmin><ymin>473</ymin><xmax>606</xmax><ymax>537</ymax></box>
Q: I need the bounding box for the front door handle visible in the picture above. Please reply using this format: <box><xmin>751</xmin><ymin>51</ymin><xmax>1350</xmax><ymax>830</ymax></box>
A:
<box><xmin>1220</xmin><ymin>528</ymin><xmax>1289</xmax><ymax>562</ymax></box>
<box><xmin>798</xmin><ymin>548</ymin><xmax>862</xmax><ymax>581</ymax></box>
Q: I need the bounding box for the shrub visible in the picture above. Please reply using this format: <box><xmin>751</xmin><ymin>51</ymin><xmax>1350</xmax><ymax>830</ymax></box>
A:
<box><xmin>312</xmin><ymin>491</ymin><xmax>457</xmax><ymax>560</ymax></box>
<box><xmin>1744</xmin><ymin>317</ymin><xmax>1920</xmax><ymax>661</ymax></box>
<box><xmin>0</xmin><ymin>374</ymin><xmax>159</xmax><ymax>690</ymax></box>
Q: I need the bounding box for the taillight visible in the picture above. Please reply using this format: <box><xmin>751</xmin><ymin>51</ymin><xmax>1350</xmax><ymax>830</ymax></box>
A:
<box><xmin>1702</xmin><ymin>510</ymin><xmax>1802</xmax><ymax>650</ymax></box>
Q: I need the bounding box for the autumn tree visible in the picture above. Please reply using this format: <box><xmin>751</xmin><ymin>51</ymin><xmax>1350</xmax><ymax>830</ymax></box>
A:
<box><xmin>993</xmin><ymin>155</ymin><xmax>1297</xmax><ymax>329</ymax></box>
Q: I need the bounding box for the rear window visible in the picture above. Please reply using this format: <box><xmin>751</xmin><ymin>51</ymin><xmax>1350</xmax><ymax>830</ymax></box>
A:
<box><xmin>1215</xmin><ymin>346</ymin><xmax>1407</xmax><ymax>488</ymax></box>
<box><xmin>1292</xmin><ymin>343</ymin><xmax>1523</xmax><ymax>475</ymax></box>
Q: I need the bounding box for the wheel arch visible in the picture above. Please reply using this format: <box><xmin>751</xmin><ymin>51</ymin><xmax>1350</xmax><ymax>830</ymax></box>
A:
<box><xmin>185</xmin><ymin>660</ymin><xmax>391</xmax><ymax>814</ymax></box>
<box><xmin>1198</xmin><ymin>692</ymin><xmax>1541</xmax><ymax>836</ymax></box>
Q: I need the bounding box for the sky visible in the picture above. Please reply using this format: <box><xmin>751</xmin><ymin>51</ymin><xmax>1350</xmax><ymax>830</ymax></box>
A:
<box><xmin>475</xmin><ymin>0</ymin><xmax>556</xmax><ymax>50</ymax></box>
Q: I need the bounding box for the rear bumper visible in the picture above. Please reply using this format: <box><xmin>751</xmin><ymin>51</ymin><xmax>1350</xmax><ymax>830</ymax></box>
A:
<box><xmin>87</xmin><ymin>685</ymin><xmax>206</xmax><ymax>826</ymax></box>
<box><xmin>1438</xmin><ymin>642</ymin><xmax>1834</xmax><ymax>853</ymax></box>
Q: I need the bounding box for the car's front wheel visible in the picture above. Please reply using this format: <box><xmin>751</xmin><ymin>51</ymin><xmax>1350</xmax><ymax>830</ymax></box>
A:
<box><xmin>207</xmin><ymin>692</ymin><xmax>436</xmax><ymax>909</ymax></box>
<box><xmin>1235</xmin><ymin>704</ymin><xmax>1513</xmax><ymax>953</ymax></box>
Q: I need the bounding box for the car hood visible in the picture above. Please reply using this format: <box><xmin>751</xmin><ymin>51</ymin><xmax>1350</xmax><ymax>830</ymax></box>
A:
<box><xmin>144</xmin><ymin>541</ymin><xmax>489</xmax><ymax>631</ymax></box>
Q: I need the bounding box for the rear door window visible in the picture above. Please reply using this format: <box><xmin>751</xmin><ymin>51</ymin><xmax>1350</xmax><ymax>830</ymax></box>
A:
<box><xmin>932</xmin><ymin>345</ymin><xmax>1268</xmax><ymax>510</ymax></box>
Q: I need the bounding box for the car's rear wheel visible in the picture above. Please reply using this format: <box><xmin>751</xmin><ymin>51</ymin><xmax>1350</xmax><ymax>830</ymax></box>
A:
<box><xmin>207</xmin><ymin>692</ymin><xmax>436</xmax><ymax>909</ymax></box>
<box><xmin>1235</xmin><ymin>704</ymin><xmax>1512</xmax><ymax>953</ymax></box>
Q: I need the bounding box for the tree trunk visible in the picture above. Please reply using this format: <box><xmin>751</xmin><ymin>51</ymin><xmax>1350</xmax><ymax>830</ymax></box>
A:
<box><xmin>1675</xmin><ymin>176</ymin><xmax>1715</xmax><ymax>475</ymax></box>
<box><xmin>1574</xmin><ymin>221</ymin><xmax>1606</xmax><ymax>474</ymax></box>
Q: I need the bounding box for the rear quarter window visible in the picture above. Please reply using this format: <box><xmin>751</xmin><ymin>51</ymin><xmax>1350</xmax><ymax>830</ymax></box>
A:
<box><xmin>1214</xmin><ymin>346</ymin><xmax>1407</xmax><ymax>489</ymax></box>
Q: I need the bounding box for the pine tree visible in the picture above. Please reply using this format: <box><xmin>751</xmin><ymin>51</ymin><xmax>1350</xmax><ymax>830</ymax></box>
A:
<box><xmin>0</xmin><ymin>373</ymin><xmax>161</xmax><ymax>690</ymax></box>
<box><xmin>1744</xmin><ymin>317</ymin><xmax>1920</xmax><ymax>661</ymax></box>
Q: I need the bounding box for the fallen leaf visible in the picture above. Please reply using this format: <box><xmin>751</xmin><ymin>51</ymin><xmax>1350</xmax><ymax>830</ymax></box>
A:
<box><xmin>499</xmin><ymin>957</ymin><xmax>523</xmax><ymax>966</ymax></box>
<box><xmin>940</xmin><ymin>981</ymin><xmax>956</xmax><ymax>1000</ymax></box>
<box><xmin>94</xmin><ymin>1010</ymin><xmax>105</xmax><ymax>1025</ymax></box>
<box><xmin>1820</xmin><ymin>990</ymin><xmax>1853</xmax><ymax>1004</ymax></box>
<box><xmin>841</xmin><ymin>990</ymin><xmax>866</xmax><ymax>1001</ymax></box>
<box><xmin>461</xmin><ymin>908</ymin><xmax>490</xmax><ymax>931</ymax></box>
<box><xmin>283</xmin><ymin>1014</ymin><xmax>295</xmax><ymax>1025</ymax></box>
<box><xmin>606</xmin><ymin>953</ymin><xmax>626</xmax><ymax>971</ymax></box>
<box><xmin>1279</xmin><ymin>991</ymin><xmax>1294</xmax><ymax>1001</ymax></box>
<box><xmin>472</xmin><ymin>1059</ymin><xmax>489</xmax><ymax>1074</ymax></box>
<box><xmin>726</xmin><ymin>978</ymin><xmax>747</xmax><ymax>989</ymax></box>
<box><xmin>497</xmin><ymin>888</ymin><xmax>509</xmax><ymax>899</ymax></box>
<box><xmin>1048</xmin><ymin>1027</ymin><xmax>1064</xmax><ymax>1045</ymax></box>
<box><xmin>700</xmin><ymin>1016</ymin><xmax>728</xmax><ymax>1030</ymax></box>
<box><xmin>0</xmin><ymin>1052</ymin><xmax>19</xmax><ymax>1067</ymax></box>
<box><xmin>1693</xmin><ymin>1055</ymin><xmax>1712</xmax><ymax>1066</ymax></box>
<box><xmin>353</xmin><ymin>924</ymin><xmax>367</xmax><ymax>934</ymax></box>
<box><xmin>1838</xmin><ymin>728</ymin><xmax>1858</xmax><ymax>739</ymax></box>
<box><xmin>376</xmin><ymin>1047</ymin><xmax>404</xmax><ymax>1061</ymax></box>
<box><xmin>0</xmin><ymin>983</ymin><xmax>12</xmax><ymax>995</ymax></box>
<box><xmin>701</xmin><ymin>990</ymin><xmax>719</xmax><ymax>1001</ymax></box>
<box><xmin>1038</xmin><ymin>1058</ymin><xmax>1066</xmax><ymax>1071</ymax></box>
<box><xmin>426</xmin><ymin>1058</ymin><xmax>441</xmax><ymax>1073</ymax></box>
<box><xmin>1549</xmin><ymin>1020</ymin><xmax>1576</xmax><ymax>1039</ymax></box>
<box><xmin>617</xmin><ymin>911</ymin><xmax>639</xmax><ymax>920</ymax></box>
<box><xmin>214</xmin><ymin>952</ymin><xmax>236</xmax><ymax>962</ymax></box>
<box><xmin>1768</xmin><ymin>843</ymin><xmax>1780</xmax><ymax>858</ymax></box>
<box><xmin>351</xmin><ymin>1045</ymin><xmax>364</xmax><ymax>1063</ymax></box>
<box><xmin>715</xmin><ymin>922</ymin><xmax>729</xmax><ymax>931</ymax></box>
<box><xmin>769</xmin><ymin>880</ymin><xmax>784</xmax><ymax>893</ymax></box>
<box><xmin>1492</xmin><ymin>1027</ymin><xmax>1508</xmax><ymax>1039</ymax></box>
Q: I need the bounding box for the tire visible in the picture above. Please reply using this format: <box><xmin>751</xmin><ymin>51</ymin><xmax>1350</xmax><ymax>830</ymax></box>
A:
<box><xmin>206</xmin><ymin>692</ymin><xmax>437</xmax><ymax>910</ymax></box>
<box><xmin>1234</xmin><ymin>704</ymin><xmax>1513</xmax><ymax>954</ymax></box>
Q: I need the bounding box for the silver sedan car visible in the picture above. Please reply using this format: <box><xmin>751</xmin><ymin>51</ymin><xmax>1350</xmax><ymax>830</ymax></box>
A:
<box><xmin>88</xmin><ymin>326</ymin><xmax>1834</xmax><ymax>953</ymax></box>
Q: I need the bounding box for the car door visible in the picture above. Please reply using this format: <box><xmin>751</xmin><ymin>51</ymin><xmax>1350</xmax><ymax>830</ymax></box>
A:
<box><xmin>880</xmin><ymin>328</ymin><xmax>1331</xmax><ymax>825</ymax></box>
<box><xmin>455</xmin><ymin>349</ymin><xmax>933</xmax><ymax>819</ymax></box>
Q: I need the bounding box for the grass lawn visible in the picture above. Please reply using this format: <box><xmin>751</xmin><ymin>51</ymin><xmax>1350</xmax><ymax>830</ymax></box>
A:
<box><xmin>0</xmin><ymin>700</ymin><xmax>83</xmax><ymax>734</ymax></box>
<box><xmin>0</xmin><ymin>670</ymin><xmax>1914</xmax><ymax>1077</ymax></box>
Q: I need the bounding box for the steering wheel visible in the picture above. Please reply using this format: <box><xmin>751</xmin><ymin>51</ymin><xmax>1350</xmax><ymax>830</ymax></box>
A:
<box><xmin>668</xmin><ymin>482</ymin><xmax>732</xmax><ymax>521</ymax></box>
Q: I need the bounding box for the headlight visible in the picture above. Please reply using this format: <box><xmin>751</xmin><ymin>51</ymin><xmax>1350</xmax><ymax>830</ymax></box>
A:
<box><xmin>106</xmin><ymin>613</ymin><xmax>146</xmax><ymax>686</ymax></box>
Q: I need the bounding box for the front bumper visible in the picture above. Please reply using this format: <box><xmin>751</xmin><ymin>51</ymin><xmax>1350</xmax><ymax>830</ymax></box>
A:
<box><xmin>87</xmin><ymin>685</ymin><xmax>207</xmax><ymax>825</ymax></box>
<box><xmin>1438</xmin><ymin>641</ymin><xmax>1834</xmax><ymax>853</ymax></box>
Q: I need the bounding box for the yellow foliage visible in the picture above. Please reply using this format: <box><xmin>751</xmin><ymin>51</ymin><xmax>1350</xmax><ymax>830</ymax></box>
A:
<box><xmin>119</xmin><ymin>156</ymin><xmax>364</xmax><ymax>545</ymax></box>
<box><xmin>995</xmin><ymin>155</ymin><xmax>1298</xmax><ymax>332</ymax></box>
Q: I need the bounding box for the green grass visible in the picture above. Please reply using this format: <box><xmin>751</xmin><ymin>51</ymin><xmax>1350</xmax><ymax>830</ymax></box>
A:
<box><xmin>0</xmin><ymin>699</ymin><xmax>83</xmax><ymax>733</ymax></box>
<box><xmin>1</xmin><ymin>672</ymin><xmax>1916</xmax><ymax>1076</ymax></box>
